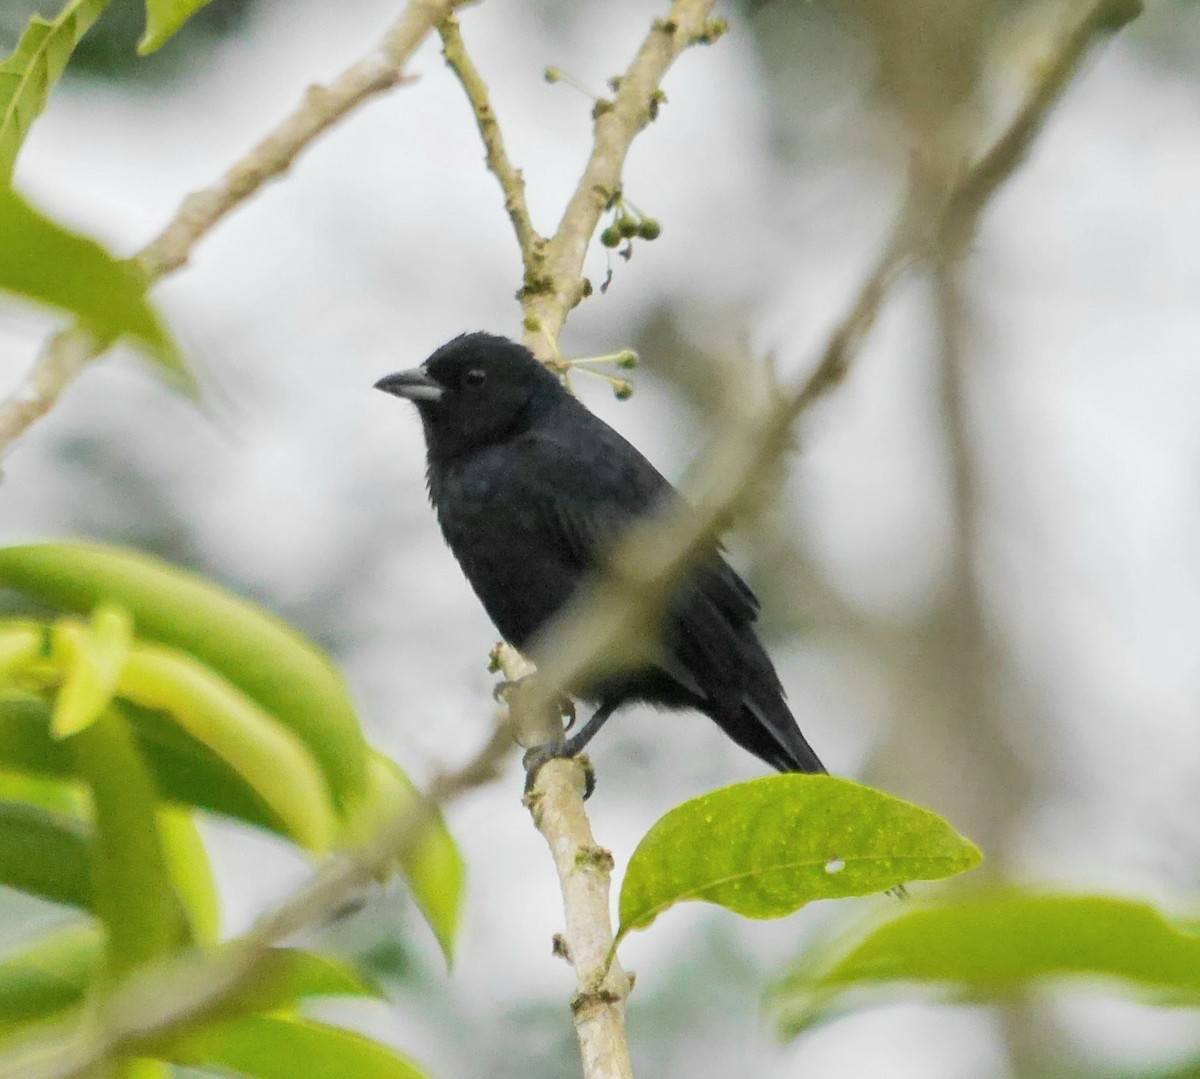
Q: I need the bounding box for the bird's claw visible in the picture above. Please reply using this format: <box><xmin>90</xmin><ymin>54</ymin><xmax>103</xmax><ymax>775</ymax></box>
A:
<box><xmin>523</xmin><ymin>744</ymin><xmax>596</xmax><ymax>800</ymax></box>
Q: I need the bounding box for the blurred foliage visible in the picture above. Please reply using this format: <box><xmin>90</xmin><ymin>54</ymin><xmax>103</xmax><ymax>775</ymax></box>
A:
<box><xmin>0</xmin><ymin>0</ymin><xmax>257</xmax><ymax>81</ymax></box>
<box><xmin>772</xmin><ymin>891</ymin><xmax>1200</xmax><ymax>1038</ymax></box>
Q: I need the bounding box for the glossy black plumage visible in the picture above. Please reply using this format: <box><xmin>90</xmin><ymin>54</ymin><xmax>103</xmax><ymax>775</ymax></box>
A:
<box><xmin>375</xmin><ymin>332</ymin><xmax>825</xmax><ymax>775</ymax></box>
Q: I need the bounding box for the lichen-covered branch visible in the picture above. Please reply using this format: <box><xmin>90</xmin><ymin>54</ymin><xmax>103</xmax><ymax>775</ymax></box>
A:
<box><xmin>492</xmin><ymin>643</ymin><xmax>633</xmax><ymax>1079</ymax></box>
<box><xmin>439</xmin><ymin>16</ymin><xmax>543</xmax><ymax>277</ymax></box>
<box><xmin>0</xmin><ymin>0</ymin><xmax>463</xmax><ymax>459</ymax></box>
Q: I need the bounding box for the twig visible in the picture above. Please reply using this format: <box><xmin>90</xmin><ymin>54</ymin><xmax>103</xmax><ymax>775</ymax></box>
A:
<box><xmin>439</xmin><ymin>16</ymin><xmax>543</xmax><ymax>277</ymax></box>
<box><xmin>0</xmin><ymin>721</ymin><xmax>516</xmax><ymax>1079</ymax></box>
<box><xmin>519</xmin><ymin>0</ymin><xmax>721</xmax><ymax>357</ymax></box>
<box><xmin>0</xmin><ymin>0</ymin><xmax>463</xmax><ymax>460</ymax></box>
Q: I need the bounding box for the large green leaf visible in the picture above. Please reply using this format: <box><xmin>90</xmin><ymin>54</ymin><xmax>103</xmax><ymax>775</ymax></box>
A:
<box><xmin>617</xmin><ymin>775</ymin><xmax>981</xmax><ymax>940</ymax></box>
<box><xmin>70</xmin><ymin>710</ymin><xmax>191</xmax><ymax>974</ymax></box>
<box><xmin>352</xmin><ymin>755</ymin><xmax>466</xmax><ymax>966</ymax></box>
<box><xmin>0</xmin><ymin>922</ymin><xmax>101</xmax><ymax>1034</ymax></box>
<box><xmin>0</xmin><ymin>798</ymin><xmax>91</xmax><ymax>908</ymax></box>
<box><xmin>771</xmin><ymin>892</ymin><xmax>1200</xmax><ymax>1037</ymax></box>
<box><xmin>139</xmin><ymin>0</ymin><xmax>216</xmax><ymax>54</ymax></box>
<box><xmin>0</xmin><ymin>0</ymin><xmax>108</xmax><ymax>182</ymax></box>
<box><xmin>0</xmin><ymin>544</ymin><xmax>368</xmax><ymax>810</ymax></box>
<box><xmin>170</xmin><ymin>1015</ymin><xmax>430</xmax><ymax>1079</ymax></box>
<box><xmin>116</xmin><ymin>642</ymin><xmax>338</xmax><ymax>854</ymax></box>
<box><xmin>0</xmin><ymin>191</ymin><xmax>178</xmax><ymax>365</ymax></box>
<box><xmin>0</xmin><ymin>692</ymin><xmax>284</xmax><ymax>836</ymax></box>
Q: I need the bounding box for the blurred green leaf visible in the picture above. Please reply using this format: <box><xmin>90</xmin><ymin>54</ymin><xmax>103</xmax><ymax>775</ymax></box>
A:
<box><xmin>49</xmin><ymin>605</ymin><xmax>132</xmax><ymax>738</ymax></box>
<box><xmin>170</xmin><ymin>1015</ymin><xmax>430</xmax><ymax>1079</ymax></box>
<box><xmin>617</xmin><ymin>775</ymin><xmax>981</xmax><ymax>940</ymax></box>
<box><xmin>0</xmin><ymin>624</ymin><xmax>41</xmax><ymax>681</ymax></box>
<box><xmin>0</xmin><ymin>190</ymin><xmax>180</xmax><ymax>367</ymax></box>
<box><xmin>0</xmin><ymin>0</ymin><xmax>108</xmax><ymax>182</ymax></box>
<box><xmin>0</xmin><ymin>543</ymin><xmax>369</xmax><ymax>810</ymax></box>
<box><xmin>0</xmin><ymin>798</ymin><xmax>91</xmax><ymax>908</ymax></box>
<box><xmin>352</xmin><ymin>755</ymin><xmax>466</xmax><ymax>966</ymax></box>
<box><xmin>0</xmin><ymin>692</ymin><xmax>285</xmax><ymax>835</ymax></box>
<box><xmin>219</xmin><ymin>947</ymin><xmax>382</xmax><ymax>1017</ymax></box>
<box><xmin>117</xmin><ymin>642</ymin><xmax>337</xmax><ymax>854</ymax></box>
<box><xmin>116</xmin><ymin>1058</ymin><xmax>170</xmax><ymax>1079</ymax></box>
<box><xmin>157</xmin><ymin>806</ymin><xmax>219</xmax><ymax>943</ymax></box>
<box><xmin>770</xmin><ymin>892</ymin><xmax>1200</xmax><ymax>1037</ymax></box>
<box><xmin>70</xmin><ymin>710</ymin><xmax>191</xmax><ymax>974</ymax></box>
<box><xmin>139</xmin><ymin>0</ymin><xmax>216</xmax><ymax>54</ymax></box>
<box><xmin>0</xmin><ymin>922</ymin><xmax>101</xmax><ymax>1034</ymax></box>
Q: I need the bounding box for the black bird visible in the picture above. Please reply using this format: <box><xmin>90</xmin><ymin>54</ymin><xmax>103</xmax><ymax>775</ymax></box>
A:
<box><xmin>375</xmin><ymin>332</ymin><xmax>825</xmax><ymax>777</ymax></box>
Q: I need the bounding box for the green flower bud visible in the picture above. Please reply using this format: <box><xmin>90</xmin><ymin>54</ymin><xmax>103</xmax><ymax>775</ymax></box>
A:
<box><xmin>637</xmin><ymin>219</ymin><xmax>661</xmax><ymax>240</ymax></box>
<box><xmin>600</xmin><ymin>226</ymin><xmax>622</xmax><ymax>248</ymax></box>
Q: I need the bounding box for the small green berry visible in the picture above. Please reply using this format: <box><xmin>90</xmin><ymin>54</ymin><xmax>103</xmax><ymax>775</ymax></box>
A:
<box><xmin>617</xmin><ymin>215</ymin><xmax>639</xmax><ymax>239</ymax></box>
<box><xmin>544</xmin><ymin>68</ymin><xmax>563</xmax><ymax>83</ymax></box>
<box><xmin>637</xmin><ymin>219</ymin><xmax>661</xmax><ymax>241</ymax></box>
<box><xmin>614</xmin><ymin>349</ymin><xmax>638</xmax><ymax>369</ymax></box>
<box><xmin>612</xmin><ymin>379</ymin><xmax>634</xmax><ymax>400</ymax></box>
<box><xmin>600</xmin><ymin>226</ymin><xmax>622</xmax><ymax>248</ymax></box>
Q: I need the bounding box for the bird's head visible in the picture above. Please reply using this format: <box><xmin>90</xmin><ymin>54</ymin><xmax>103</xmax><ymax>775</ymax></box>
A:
<box><xmin>375</xmin><ymin>332</ymin><xmax>564</xmax><ymax>461</ymax></box>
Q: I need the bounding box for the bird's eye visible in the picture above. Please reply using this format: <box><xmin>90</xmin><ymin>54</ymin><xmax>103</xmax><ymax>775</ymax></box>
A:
<box><xmin>463</xmin><ymin>368</ymin><xmax>487</xmax><ymax>388</ymax></box>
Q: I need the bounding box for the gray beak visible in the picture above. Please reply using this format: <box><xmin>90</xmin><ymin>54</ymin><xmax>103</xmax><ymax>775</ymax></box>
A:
<box><xmin>374</xmin><ymin>367</ymin><xmax>445</xmax><ymax>403</ymax></box>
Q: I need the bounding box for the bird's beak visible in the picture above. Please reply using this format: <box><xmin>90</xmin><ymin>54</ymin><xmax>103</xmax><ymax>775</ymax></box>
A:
<box><xmin>374</xmin><ymin>367</ymin><xmax>445</xmax><ymax>403</ymax></box>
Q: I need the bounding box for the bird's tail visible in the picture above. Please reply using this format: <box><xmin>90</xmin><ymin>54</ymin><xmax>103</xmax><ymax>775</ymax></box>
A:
<box><xmin>735</xmin><ymin>690</ymin><xmax>827</xmax><ymax>775</ymax></box>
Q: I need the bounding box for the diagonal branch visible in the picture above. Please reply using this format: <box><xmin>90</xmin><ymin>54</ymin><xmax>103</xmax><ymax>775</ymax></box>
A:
<box><xmin>0</xmin><ymin>0</ymin><xmax>464</xmax><ymax>460</ymax></box>
<box><xmin>439</xmin><ymin>15</ymin><xmax>544</xmax><ymax>278</ymax></box>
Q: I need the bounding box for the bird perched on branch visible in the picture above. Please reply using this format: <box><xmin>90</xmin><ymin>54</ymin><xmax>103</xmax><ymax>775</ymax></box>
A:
<box><xmin>375</xmin><ymin>332</ymin><xmax>825</xmax><ymax>781</ymax></box>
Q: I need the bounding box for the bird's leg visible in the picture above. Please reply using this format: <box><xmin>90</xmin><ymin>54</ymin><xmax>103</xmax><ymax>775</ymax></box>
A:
<box><xmin>523</xmin><ymin>699</ymin><xmax>619</xmax><ymax>800</ymax></box>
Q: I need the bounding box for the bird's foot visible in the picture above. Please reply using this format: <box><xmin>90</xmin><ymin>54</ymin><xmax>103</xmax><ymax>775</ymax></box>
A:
<box><xmin>523</xmin><ymin>743</ymin><xmax>596</xmax><ymax>800</ymax></box>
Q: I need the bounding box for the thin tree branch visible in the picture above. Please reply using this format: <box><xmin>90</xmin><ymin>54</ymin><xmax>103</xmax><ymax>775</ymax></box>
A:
<box><xmin>0</xmin><ymin>720</ymin><xmax>515</xmax><ymax>1079</ymax></box>
<box><xmin>519</xmin><ymin>0</ymin><xmax>722</xmax><ymax>358</ymax></box>
<box><xmin>439</xmin><ymin>16</ymin><xmax>543</xmax><ymax>278</ymax></box>
<box><xmin>493</xmin><ymin>644</ymin><xmax>634</xmax><ymax>1079</ymax></box>
<box><xmin>0</xmin><ymin>0</ymin><xmax>464</xmax><ymax>460</ymax></box>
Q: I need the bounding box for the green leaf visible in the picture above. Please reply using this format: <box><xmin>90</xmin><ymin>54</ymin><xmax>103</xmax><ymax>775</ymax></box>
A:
<box><xmin>170</xmin><ymin>1015</ymin><xmax>430</xmax><ymax>1079</ymax></box>
<box><xmin>221</xmin><ymin>947</ymin><xmax>382</xmax><ymax>1016</ymax></box>
<box><xmin>139</xmin><ymin>0</ymin><xmax>215</xmax><ymax>54</ymax></box>
<box><xmin>0</xmin><ymin>624</ymin><xmax>42</xmax><ymax>682</ymax></box>
<box><xmin>0</xmin><ymin>190</ymin><xmax>179</xmax><ymax>367</ymax></box>
<box><xmin>116</xmin><ymin>643</ymin><xmax>337</xmax><ymax>854</ymax></box>
<box><xmin>49</xmin><ymin>605</ymin><xmax>132</xmax><ymax>738</ymax></box>
<box><xmin>0</xmin><ymin>692</ymin><xmax>285</xmax><ymax>836</ymax></box>
<box><xmin>770</xmin><ymin>892</ymin><xmax>1200</xmax><ymax>1037</ymax></box>
<box><xmin>0</xmin><ymin>0</ymin><xmax>108</xmax><ymax>182</ymax></box>
<box><xmin>0</xmin><ymin>543</ymin><xmax>369</xmax><ymax>811</ymax></box>
<box><xmin>0</xmin><ymin>798</ymin><xmax>91</xmax><ymax>908</ymax></box>
<box><xmin>157</xmin><ymin>806</ymin><xmax>220</xmax><ymax>943</ymax></box>
<box><xmin>617</xmin><ymin>775</ymin><xmax>981</xmax><ymax>940</ymax></box>
<box><xmin>70</xmin><ymin>710</ymin><xmax>191</xmax><ymax>974</ymax></box>
<box><xmin>0</xmin><ymin>922</ymin><xmax>102</xmax><ymax>1034</ymax></box>
<box><xmin>351</xmin><ymin>755</ymin><xmax>466</xmax><ymax>966</ymax></box>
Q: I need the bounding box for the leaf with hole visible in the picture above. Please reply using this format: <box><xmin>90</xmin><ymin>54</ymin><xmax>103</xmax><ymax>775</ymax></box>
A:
<box><xmin>617</xmin><ymin>775</ymin><xmax>981</xmax><ymax>941</ymax></box>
